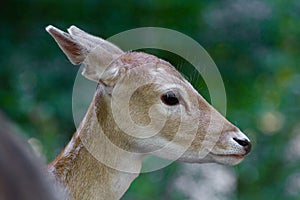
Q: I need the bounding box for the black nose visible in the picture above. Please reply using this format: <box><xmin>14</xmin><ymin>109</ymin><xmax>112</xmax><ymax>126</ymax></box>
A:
<box><xmin>233</xmin><ymin>138</ymin><xmax>252</xmax><ymax>154</ymax></box>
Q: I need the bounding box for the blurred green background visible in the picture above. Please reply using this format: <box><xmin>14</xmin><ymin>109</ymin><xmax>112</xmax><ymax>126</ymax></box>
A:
<box><xmin>1</xmin><ymin>0</ymin><xmax>300</xmax><ymax>199</ymax></box>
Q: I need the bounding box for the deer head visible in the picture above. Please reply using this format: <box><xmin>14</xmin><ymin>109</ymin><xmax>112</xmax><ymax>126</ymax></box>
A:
<box><xmin>46</xmin><ymin>25</ymin><xmax>251</xmax><ymax>168</ymax></box>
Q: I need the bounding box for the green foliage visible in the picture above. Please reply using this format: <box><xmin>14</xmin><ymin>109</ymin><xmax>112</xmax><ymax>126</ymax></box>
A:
<box><xmin>1</xmin><ymin>0</ymin><xmax>300</xmax><ymax>199</ymax></box>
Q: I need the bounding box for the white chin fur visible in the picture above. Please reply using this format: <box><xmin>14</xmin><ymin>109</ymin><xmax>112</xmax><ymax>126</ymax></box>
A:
<box><xmin>210</xmin><ymin>154</ymin><xmax>245</xmax><ymax>166</ymax></box>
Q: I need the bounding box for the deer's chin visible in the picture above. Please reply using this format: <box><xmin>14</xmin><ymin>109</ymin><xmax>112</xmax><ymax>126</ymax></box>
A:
<box><xmin>177</xmin><ymin>152</ymin><xmax>244</xmax><ymax>166</ymax></box>
<box><xmin>209</xmin><ymin>153</ymin><xmax>245</xmax><ymax>166</ymax></box>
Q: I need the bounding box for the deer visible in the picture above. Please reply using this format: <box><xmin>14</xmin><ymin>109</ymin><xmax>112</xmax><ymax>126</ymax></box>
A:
<box><xmin>45</xmin><ymin>25</ymin><xmax>251</xmax><ymax>200</ymax></box>
<box><xmin>0</xmin><ymin>112</ymin><xmax>63</xmax><ymax>200</ymax></box>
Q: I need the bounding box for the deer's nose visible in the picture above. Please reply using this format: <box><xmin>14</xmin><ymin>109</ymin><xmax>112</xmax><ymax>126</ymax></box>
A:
<box><xmin>233</xmin><ymin>138</ymin><xmax>252</xmax><ymax>154</ymax></box>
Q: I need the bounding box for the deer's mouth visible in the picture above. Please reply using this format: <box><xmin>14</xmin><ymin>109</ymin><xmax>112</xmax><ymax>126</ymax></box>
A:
<box><xmin>209</xmin><ymin>153</ymin><xmax>246</xmax><ymax>165</ymax></box>
<box><xmin>211</xmin><ymin>153</ymin><xmax>245</xmax><ymax>159</ymax></box>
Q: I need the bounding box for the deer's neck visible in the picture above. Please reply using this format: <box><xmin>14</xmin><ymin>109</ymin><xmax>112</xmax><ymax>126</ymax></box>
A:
<box><xmin>49</xmin><ymin>91</ymin><xmax>143</xmax><ymax>200</ymax></box>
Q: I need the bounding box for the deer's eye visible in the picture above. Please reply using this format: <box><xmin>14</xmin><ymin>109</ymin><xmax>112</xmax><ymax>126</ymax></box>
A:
<box><xmin>161</xmin><ymin>91</ymin><xmax>179</xmax><ymax>106</ymax></box>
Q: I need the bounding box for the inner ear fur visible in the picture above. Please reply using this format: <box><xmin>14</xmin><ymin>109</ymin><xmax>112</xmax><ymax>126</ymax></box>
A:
<box><xmin>46</xmin><ymin>25</ymin><xmax>87</xmax><ymax>65</ymax></box>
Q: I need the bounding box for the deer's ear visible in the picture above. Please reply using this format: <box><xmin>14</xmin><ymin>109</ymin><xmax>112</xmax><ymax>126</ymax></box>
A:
<box><xmin>66</xmin><ymin>25</ymin><xmax>123</xmax><ymax>55</ymax></box>
<box><xmin>46</xmin><ymin>25</ymin><xmax>124</xmax><ymax>82</ymax></box>
<box><xmin>46</xmin><ymin>25</ymin><xmax>87</xmax><ymax>65</ymax></box>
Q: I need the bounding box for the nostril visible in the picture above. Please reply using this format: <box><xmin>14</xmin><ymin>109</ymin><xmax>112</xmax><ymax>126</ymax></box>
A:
<box><xmin>233</xmin><ymin>138</ymin><xmax>252</xmax><ymax>154</ymax></box>
<box><xmin>233</xmin><ymin>138</ymin><xmax>249</xmax><ymax>147</ymax></box>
